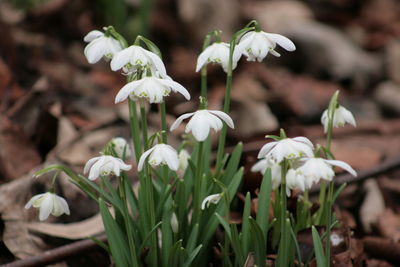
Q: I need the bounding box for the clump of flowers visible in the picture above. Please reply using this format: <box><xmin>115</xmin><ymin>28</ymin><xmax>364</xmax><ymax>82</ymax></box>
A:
<box><xmin>26</xmin><ymin>20</ymin><xmax>357</xmax><ymax>267</ymax></box>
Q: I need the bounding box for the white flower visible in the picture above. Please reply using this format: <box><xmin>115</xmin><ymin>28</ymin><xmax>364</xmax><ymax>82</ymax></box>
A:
<box><xmin>286</xmin><ymin>169</ymin><xmax>312</xmax><ymax>196</ymax></box>
<box><xmin>138</xmin><ymin>144</ymin><xmax>179</xmax><ymax>171</ymax></box>
<box><xmin>258</xmin><ymin>137</ymin><xmax>314</xmax><ymax>164</ymax></box>
<box><xmin>170</xmin><ymin>110</ymin><xmax>234</xmax><ymax>142</ymax></box>
<box><xmin>201</xmin><ymin>193</ymin><xmax>222</xmax><ymax>210</ymax></box>
<box><xmin>321</xmin><ymin>105</ymin><xmax>356</xmax><ymax>133</ymax></box>
<box><xmin>251</xmin><ymin>159</ymin><xmax>282</xmax><ymax>190</ymax></box>
<box><xmin>196</xmin><ymin>42</ymin><xmax>240</xmax><ymax>73</ymax></box>
<box><xmin>83</xmin><ymin>31</ymin><xmax>123</xmax><ymax>64</ymax></box>
<box><xmin>25</xmin><ymin>192</ymin><xmax>70</xmax><ymax>221</ymax></box>
<box><xmin>296</xmin><ymin>157</ymin><xmax>357</xmax><ymax>184</ymax></box>
<box><xmin>110</xmin><ymin>45</ymin><xmax>167</xmax><ymax>77</ymax></box>
<box><xmin>111</xmin><ymin>137</ymin><xmax>132</xmax><ymax>158</ymax></box>
<box><xmin>178</xmin><ymin>149</ymin><xmax>191</xmax><ymax>172</ymax></box>
<box><xmin>235</xmin><ymin>31</ymin><xmax>295</xmax><ymax>62</ymax></box>
<box><xmin>84</xmin><ymin>155</ymin><xmax>132</xmax><ymax>180</ymax></box>
<box><xmin>115</xmin><ymin>76</ymin><xmax>190</xmax><ymax>104</ymax></box>
<box><xmin>171</xmin><ymin>212</ymin><xmax>179</xmax><ymax>233</ymax></box>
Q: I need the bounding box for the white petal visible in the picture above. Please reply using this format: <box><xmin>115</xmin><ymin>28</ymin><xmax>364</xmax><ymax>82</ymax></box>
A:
<box><xmin>196</xmin><ymin>46</ymin><xmax>214</xmax><ymax>72</ymax></box>
<box><xmin>160</xmin><ymin>79</ymin><xmax>191</xmax><ymax>100</ymax></box>
<box><xmin>115</xmin><ymin>80</ymin><xmax>143</xmax><ymax>103</ymax></box>
<box><xmin>325</xmin><ymin>159</ymin><xmax>357</xmax><ymax>177</ymax></box>
<box><xmin>263</xmin><ymin>33</ymin><xmax>296</xmax><ymax>51</ymax></box>
<box><xmin>84</xmin><ymin>157</ymin><xmax>101</xmax><ymax>175</ymax></box>
<box><xmin>251</xmin><ymin>159</ymin><xmax>267</xmax><ymax>173</ymax></box>
<box><xmin>84</xmin><ymin>30</ymin><xmax>104</xmax><ymax>42</ymax></box>
<box><xmin>39</xmin><ymin>194</ymin><xmax>53</xmax><ymax>221</ymax></box>
<box><xmin>161</xmin><ymin>145</ymin><xmax>179</xmax><ymax>171</ymax></box>
<box><xmin>341</xmin><ymin>107</ymin><xmax>356</xmax><ymax>127</ymax></box>
<box><xmin>110</xmin><ymin>47</ymin><xmax>132</xmax><ymax>71</ymax></box>
<box><xmin>189</xmin><ymin>114</ymin><xmax>211</xmax><ymax>141</ymax></box>
<box><xmin>258</xmin><ymin>142</ymin><xmax>277</xmax><ymax>158</ymax></box>
<box><xmin>292</xmin><ymin>137</ymin><xmax>314</xmax><ymax>149</ymax></box>
<box><xmin>57</xmin><ymin>196</ymin><xmax>70</xmax><ymax>215</ymax></box>
<box><xmin>25</xmin><ymin>194</ymin><xmax>45</xmax><ymax>209</ymax></box>
<box><xmin>138</xmin><ymin>147</ymin><xmax>156</xmax><ymax>171</ymax></box>
<box><xmin>146</xmin><ymin>51</ymin><xmax>167</xmax><ymax>78</ymax></box>
<box><xmin>170</xmin><ymin>112</ymin><xmax>194</xmax><ymax>131</ymax></box>
<box><xmin>84</xmin><ymin>40</ymin><xmax>108</xmax><ymax>64</ymax></box>
<box><xmin>208</xmin><ymin>110</ymin><xmax>234</xmax><ymax>129</ymax></box>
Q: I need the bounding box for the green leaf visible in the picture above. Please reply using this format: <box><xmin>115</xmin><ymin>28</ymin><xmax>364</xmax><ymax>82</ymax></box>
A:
<box><xmin>221</xmin><ymin>142</ymin><xmax>243</xmax><ymax>185</ymax></box>
<box><xmin>289</xmin><ymin>223</ymin><xmax>302</xmax><ymax>264</ymax></box>
<box><xmin>168</xmin><ymin>240</ymin><xmax>183</xmax><ymax>267</ymax></box>
<box><xmin>257</xmin><ymin>168</ymin><xmax>272</xmax><ymax>241</ymax></box>
<box><xmin>241</xmin><ymin>192</ymin><xmax>251</xmax><ymax>256</ymax></box>
<box><xmin>312</xmin><ymin>226</ymin><xmax>327</xmax><ymax>267</ymax></box>
<box><xmin>99</xmin><ymin>200</ymin><xmax>130</xmax><ymax>267</ymax></box>
<box><xmin>186</xmin><ymin>223</ymin><xmax>199</xmax><ymax>253</ymax></box>
<box><xmin>138</xmin><ymin>221</ymin><xmax>163</xmax><ymax>254</ymax></box>
<box><xmin>87</xmin><ymin>236</ymin><xmax>110</xmax><ymax>254</ymax></box>
<box><xmin>333</xmin><ymin>183</ymin><xmax>347</xmax><ymax>203</ymax></box>
<box><xmin>249</xmin><ymin>217</ymin><xmax>266</xmax><ymax>267</ymax></box>
<box><xmin>183</xmin><ymin>244</ymin><xmax>203</xmax><ymax>267</ymax></box>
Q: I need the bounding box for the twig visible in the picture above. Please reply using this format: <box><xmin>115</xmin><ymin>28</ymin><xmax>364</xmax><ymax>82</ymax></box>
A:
<box><xmin>310</xmin><ymin>155</ymin><xmax>400</xmax><ymax>194</ymax></box>
<box><xmin>363</xmin><ymin>236</ymin><xmax>400</xmax><ymax>263</ymax></box>
<box><xmin>1</xmin><ymin>235</ymin><xmax>107</xmax><ymax>267</ymax></box>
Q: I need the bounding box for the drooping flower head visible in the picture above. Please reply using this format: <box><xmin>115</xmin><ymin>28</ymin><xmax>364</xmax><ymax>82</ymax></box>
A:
<box><xmin>25</xmin><ymin>192</ymin><xmax>70</xmax><ymax>221</ymax></box>
<box><xmin>84</xmin><ymin>30</ymin><xmax>123</xmax><ymax>64</ymax></box>
<box><xmin>201</xmin><ymin>193</ymin><xmax>222</xmax><ymax>210</ymax></box>
<box><xmin>321</xmin><ymin>105</ymin><xmax>356</xmax><ymax>133</ymax></box>
<box><xmin>196</xmin><ymin>42</ymin><xmax>240</xmax><ymax>73</ymax></box>
<box><xmin>296</xmin><ymin>157</ymin><xmax>357</xmax><ymax>184</ymax></box>
<box><xmin>170</xmin><ymin>109</ymin><xmax>234</xmax><ymax>142</ymax></box>
<box><xmin>258</xmin><ymin>136</ymin><xmax>314</xmax><ymax>164</ymax></box>
<box><xmin>138</xmin><ymin>144</ymin><xmax>179</xmax><ymax>171</ymax></box>
<box><xmin>235</xmin><ymin>30</ymin><xmax>295</xmax><ymax>62</ymax></box>
<box><xmin>251</xmin><ymin>159</ymin><xmax>282</xmax><ymax>190</ymax></box>
<box><xmin>115</xmin><ymin>76</ymin><xmax>190</xmax><ymax>104</ymax></box>
<box><xmin>111</xmin><ymin>137</ymin><xmax>132</xmax><ymax>158</ymax></box>
<box><xmin>178</xmin><ymin>149</ymin><xmax>191</xmax><ymax>172</ymax></box>
<box><xmin>84</xmin><ymin>155</ymin><xmax>132</xmax><ymax>180</ymax></box>
<box><xmin>110</xmin><ymin>45</ymin><xmax>167</xmax><ymax>77</ymax></box>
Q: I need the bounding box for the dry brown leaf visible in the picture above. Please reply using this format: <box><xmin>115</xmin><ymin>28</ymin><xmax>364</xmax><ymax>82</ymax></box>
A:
<box><xmin>377</xmin><ymin>209</ymin><xmax>400</xmax><ymax>242</ymax></box>
<box><xmin>26</xmin><ymin>213</ymin><xmax>103</xmax><ymax>240</ymax></box>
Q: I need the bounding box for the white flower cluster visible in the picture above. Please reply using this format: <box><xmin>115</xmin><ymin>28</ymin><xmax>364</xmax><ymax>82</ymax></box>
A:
<box><xmin>251</xmin><ymin>96</ymin><xmax>357</xmax><ymax>196</ymax></box>
<box><xmin>196</xmin><ymin>30</ymin><xmax>296</xmax><ymax>73</ymax></box>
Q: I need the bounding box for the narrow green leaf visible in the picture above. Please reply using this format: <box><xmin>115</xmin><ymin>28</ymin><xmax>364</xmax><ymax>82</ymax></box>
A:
<box><xmin>312</xmin><ymin>226</ymin><xmax>327</xmax><ymax>267</ymax></box>
<box><xmin>168</xmin><ymin>240</ymin><xmax>183</xmax><ymax>267</ymax></box>
<box><xmin>183</xmin><ymin>244</ymin><xmax>203</xmax><ymax>267</ymax></box>
<box><xmin>221</xmin><ymin>142</ymin><xmax>243</xmax><ymax>185</ymax></box>
<box><xmin>186</xmin><ymin>223</ymin><xmax>199</xmax><ymax>253</ymax></box>
<box><xmin>99</xmin><ymin>200</ymin><xmax>130</xmax><ymax>267</ymax></box>
<box><xmin>249</xmin><ymin>217</ymin><xmax>266</xmax><ymax>267</ymax></box>
<box><xmin>333</xmin><ymin>183</ymin><xmax>347</xmax><ymax>203</ymax></box>
<box><xmin>289</xmin><ymin>226</ymin><xmax>302</xmax><ymax>264</ymax></box>
<box><xmin>257</xmin><ymin>168</ymin><xmax>272</xmax><ymax>241</ymax></box>
<box><xmin>241</xmin><ymin>192</ymin><xmax>251</xmax><ymax>256</ymax></box>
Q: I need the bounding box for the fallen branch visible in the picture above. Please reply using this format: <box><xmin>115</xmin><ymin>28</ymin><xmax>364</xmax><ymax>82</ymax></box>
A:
<box><xmin>363</xmin><ymin>236</ymin><xmax>400</xmax><ymax>263</ymax></box>
<box><xmin>1</xmin><ymin>235</ymin><xmax>107</xmax><ymax>267</ymax></box>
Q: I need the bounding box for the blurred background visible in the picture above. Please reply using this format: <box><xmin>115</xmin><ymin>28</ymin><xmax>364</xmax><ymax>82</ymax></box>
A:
<box><xmin>1</xmin><ymin>0</ymin><xmax>400</xmax><ymax>266</ymax></box>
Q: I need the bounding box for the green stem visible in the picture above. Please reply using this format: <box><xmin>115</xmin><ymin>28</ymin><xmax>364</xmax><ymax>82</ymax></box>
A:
<box><xmin>160</xmin><ymin>102</ymin><xmax>168</xmax><ymax>143</ymax></box>
<box><xmin>140</xmin><ymin>101</ymin><xmax>149</xmax><ymax>150</ymax></box>
<box><xmin>325</xmin><ymin>181</ymin><xmax>334</xmax><ymax>267</ymax></box>
<box><xmin>215</xmin><ymin>38</ymin><xmax>235</xmax><ymax>175</ymax></box>
<box><xmin>119</xmin><ymin>175</ymin><xmax>139</xmax><ymax>267</ymax></box>
<box><xmin>278</xmin><ymin>161</ymin><xmax>288</xmax><ymax>267</ymax></box>
<box><xmin>129</xmin><ymin>99</ymin><xmax>142</xmax><ymax>162</ymax></box>
<box><xmin>200</xmin><ymin>67</ymin><xmax>208</xmax><ymax>108</ymax></box>
<box><xmin>192</xmin><ymin>141</ymin><xmax>204</xmax><ymax>225</ymax></box>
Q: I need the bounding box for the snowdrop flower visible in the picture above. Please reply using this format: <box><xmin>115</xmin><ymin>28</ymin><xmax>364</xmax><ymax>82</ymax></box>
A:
<box><xmin>321</xmin><ymin>105</ymin><xmax>356</xmax><ymax>133</ymax></box>
<box><xmin>25</xmin><ymin>192</ymin><xmax>70</xmax><ymax>221</ymax></box>
<box><xmin>138</xmin><ymin>144</ymin><xmax>179</xmax><ymax>171</ymax></box>
<box><xmin>115</xmin><ymin>76</ymin><xmax>190</xmax><ymax>104</ymax></box>
<box><xmin>201</xmin><ymin>193</ymin><xmax>222</xmax><ymax>210</ymax></box>
<box><xmin>251</xmin><ymin>159</ymin><xmax>282</xmax><ymax>190</ymax></box>
<box><xmin>111</xmin><ymin>137</ymin><xmax>132</xmax><ymax>158</ymax></box>
<box><xmin>84</xmin><ymin>155</ymin><xmax>132</xmax><ymax>180</ymax></box>
<box><xmin>171</xmin><ymin>212</ymin><xmax>179</xmax><ymax>233</ymax></box>
<box><xmin>258</xmin><ymin>137</ymin><xmax>314</xmax><ymax>164</ymax></box>
<box><xmin>235</xmin><ymin>30</ymin><xmax>295</xmax><ymax>62</ymax></box>
<box><xmin>286</xmin><ymin>169</ymin><xmax>312</xmax><ymax>196</ymax></box>
<box><xmin>196</xmin><ymin>42</ymin><xmax>240</xmax><ymax>73</ymax></box>
<box><xmin>178</xmin><ymin>149</ymin><xmax>191</xmax><ymax>172</ymax></box>
<box><xmin>296</xmin><ymin>157</ymin><xmax>357</xmax><ymax>184</ymax></box>
<box><xmin>110</xmin><ymin>45</ymin><xmax>167</xmax><ymax>77</ymax></box>
<box><xmin>170</xmin><ymin>110</ymin><xmax>234</xmax><ymax>142</ymax></box>
<box><xmin>83</xmin><ymin>31</ymin><xmax>123</xmax><ymax>64</ymax></box>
